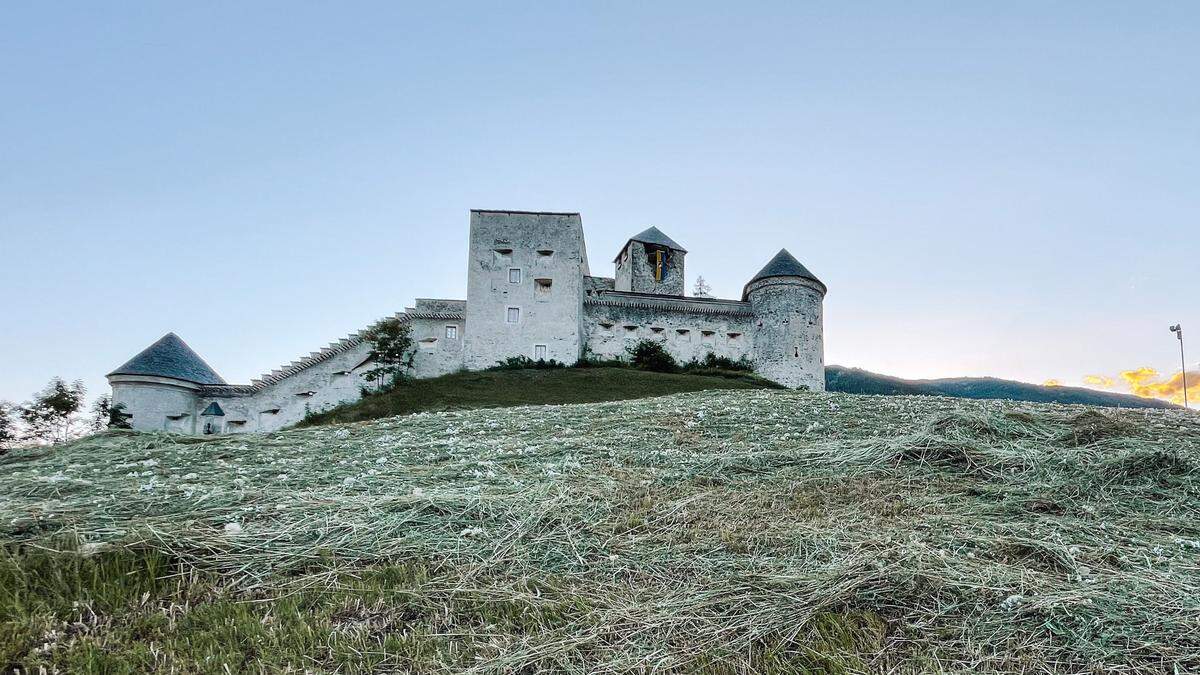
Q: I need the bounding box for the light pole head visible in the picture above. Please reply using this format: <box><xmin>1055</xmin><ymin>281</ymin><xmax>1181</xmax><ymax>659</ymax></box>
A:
<box><xmin>1171</xmin><ymin>324</ymin><xmax>1182</xmax><ymax>339</ymax></box>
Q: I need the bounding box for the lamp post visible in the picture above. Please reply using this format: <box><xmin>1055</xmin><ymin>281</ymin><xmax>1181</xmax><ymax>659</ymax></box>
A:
<box><xmin>1170</xmin><ymin>324</ymin><xmax>1188</xmax><ymax>408</ymax></box>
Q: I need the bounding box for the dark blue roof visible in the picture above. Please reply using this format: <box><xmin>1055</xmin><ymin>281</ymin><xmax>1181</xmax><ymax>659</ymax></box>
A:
<box><xmin>743</xmin><ymin>249</ymin><xmax>826</xmax><ymax>298</ymax></box>
<box><xmin>614</xmin><ymin>226</ymin><xmax>687</xmax><ymax>261</ymax></box>
<box><xmin>201</xmin><ymin>401</ymin><xmax>225</xmax><ymax>416</ymax></box>
<box><xmin>108</xmin><ymin>333</ymin><xmax>226</xmax><ymax>385</ymax></box>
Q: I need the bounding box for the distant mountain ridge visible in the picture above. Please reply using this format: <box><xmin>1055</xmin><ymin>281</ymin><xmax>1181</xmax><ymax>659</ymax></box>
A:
<box><xmin>825</xmin><ymin>365</ymin><xmax>1176</xmax><ymax>410</ymax></box>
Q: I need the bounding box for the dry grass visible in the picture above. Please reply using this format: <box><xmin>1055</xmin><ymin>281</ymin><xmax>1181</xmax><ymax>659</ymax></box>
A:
<box><xmin>1</xmin><ymin>390</ymin><xmax>1198</xmax><ymax>673</ymax></box>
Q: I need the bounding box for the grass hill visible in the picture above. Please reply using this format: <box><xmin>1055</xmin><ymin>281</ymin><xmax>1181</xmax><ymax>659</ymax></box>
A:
<box><xmin>2</xmin><ymin>390</ymin><xmax>1198</xmax><ymax>672</ymax></box>
<box><xmin>302</xmin><ymin>364</ymin><xmax>1169</xmax><ymax>430</ymax></box>
<box><xmin>826</xmin><ymin>365</ymin><xmax>1173</xmax><ymax>409</ymax></box>
<box><xmin>299</xmin><ymin>366</ymin><xmax>776</xmax><ymax>426</ymax></box>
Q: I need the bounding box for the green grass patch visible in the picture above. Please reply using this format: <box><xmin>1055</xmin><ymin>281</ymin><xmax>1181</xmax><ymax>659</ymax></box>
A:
<box><xmin>299</xmin><ymin>366</ymin><xmax>777</xmax><ymax>427</ymax></box>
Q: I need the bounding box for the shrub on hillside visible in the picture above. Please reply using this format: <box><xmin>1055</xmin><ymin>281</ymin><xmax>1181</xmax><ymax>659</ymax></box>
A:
<box><xmin>574</xmin><ymin>356</ymin><xmax>629</xmax><ymax>369</ymax></box>
<box><xmin>684</xmin><ymin>352</ymin><xmax>754</xmax><ymax>373</ymax></box>
<box><xmin>628</xmin><ymin>339</ymin><xmax>678</xmax><ymax>373</ymax></box>
<box><xmin>489</xmin><ymin>356</ymin><xmax>567</xmax><ymax>371</ymax></box>
<box><xmin>574</xmin><ymin>347</ymin><xmax>628</xmax><ymax>369</ymax></box>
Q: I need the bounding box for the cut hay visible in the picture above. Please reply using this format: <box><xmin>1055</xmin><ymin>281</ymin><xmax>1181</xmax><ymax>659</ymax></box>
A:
<box><xmin>2</xmin><ymin>390</ymin><xmax>1198</xmax><ymax>672</ymax></box>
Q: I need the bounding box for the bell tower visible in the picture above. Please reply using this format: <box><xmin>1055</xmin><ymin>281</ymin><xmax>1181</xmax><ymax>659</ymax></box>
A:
<box><xmin>613</xmin><ymin>227</ymin><xmax>687</xmax><ymax>296</ymax></box>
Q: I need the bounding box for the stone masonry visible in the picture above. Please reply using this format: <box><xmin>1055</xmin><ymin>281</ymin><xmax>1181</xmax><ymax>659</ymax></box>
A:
<box><xmin>108</xmin><ymin>210</ymin><xmax>826</xmax><ymax>434</ymax></box>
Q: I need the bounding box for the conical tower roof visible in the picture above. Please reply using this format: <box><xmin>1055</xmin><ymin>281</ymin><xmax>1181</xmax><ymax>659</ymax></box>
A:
<box><xmin>742</xmin><ymin>249</ymin><xmax>826</xmax><ymax>299</ymax></box>
<box><xmin>107</xmin><ymin>333</ymin><xmax>226</xmax><ymax>385</ymax></box>
<box><xmin>613</xmin><ymin>226</ymin><xmax>687</xmax><ymax>261</ymax></box>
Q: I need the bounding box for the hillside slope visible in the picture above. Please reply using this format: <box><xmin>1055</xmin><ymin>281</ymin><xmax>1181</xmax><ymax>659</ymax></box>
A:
<box><xmin>826</xmin><ymin>365</ymin><xmax>1174</xmax><ymax>409</ymax></box>
<box><xmin>2</xmin><ymin>390</ymin><xmax>1198</xmax><ymax>672</ymax></box>
<box><xmin>302</xmin><ymin>364</ymin><xmax>1167</xmax><ymax>432</ymax></box>
<box><xmin>299</xmin><ymin>366</ymin><xmax>776</xmax><ymax>426</ymax></box>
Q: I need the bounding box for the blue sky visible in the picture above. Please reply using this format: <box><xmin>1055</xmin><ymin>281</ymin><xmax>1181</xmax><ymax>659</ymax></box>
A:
<box><xmin>1</xmin><ymin>2</ymin><xmax>1197</xmax><ymax>407</ymax></box>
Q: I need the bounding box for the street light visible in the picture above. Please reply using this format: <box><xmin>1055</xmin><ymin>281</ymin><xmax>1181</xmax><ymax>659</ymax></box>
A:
<box><xmin>1170</xmin><ymin>324</ymin><xmax>1188</xmax><ymax>408</ymax></box>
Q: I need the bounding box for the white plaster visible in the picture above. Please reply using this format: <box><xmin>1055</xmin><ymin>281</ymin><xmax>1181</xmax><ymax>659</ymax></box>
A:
<box><xmin>110</xmin><ymin>209</ymin><xmax>826</xmax><ymax>435</ymax></box>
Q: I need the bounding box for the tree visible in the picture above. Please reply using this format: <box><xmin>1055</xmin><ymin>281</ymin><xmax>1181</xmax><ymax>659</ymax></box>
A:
<box><xmin>89</xmin><ymin>395</ymin><xmax>111</xmax><ymax>433</ymax></box>
<box><xmin>89</xmin><ymin>394</ymin><xmax>130</xmax><ymax>431</ymax></box>
<box><xmin>362</xmin><ymin>317</ymin><xmax>415</xmax><ymax>390</ymax></box>
<box><xmin>0</xmin><ymin>401</ymin><xmax>16</xmax><ymax>452</ymax></box>
<box><xmin>692</xmin><ymin>276</ymin><xmax>713</xmax><ymax>298</ymax></box>
<box><xmin>20</xmin><ymin>378</ymin><xmax>86</xmax><ymax>445</ymax></box>
<box><xmin>628</xmin><ymin>339</ymin><xmax>679</xmax><ymax>373</ymax></box>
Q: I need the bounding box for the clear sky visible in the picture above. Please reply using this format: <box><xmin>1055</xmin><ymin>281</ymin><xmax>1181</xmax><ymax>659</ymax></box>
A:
<box><xmin>2</xmin><ymin>2</ymin><xmax>1197</xmax><ymax>408</ymax></box>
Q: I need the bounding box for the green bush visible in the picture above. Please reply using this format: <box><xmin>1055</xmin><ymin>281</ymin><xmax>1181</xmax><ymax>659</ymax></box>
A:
<box><xmin>574</xmin><ymin>354</ymin><xmax>629</xmax><ymax>369</ymax></box>
<box><xmin>489</xmin><ymin>356</ymin><xmax>567</xmax><ymax>371</ymax></box>
<box><xmin>684</xmin><ymin>352</ymin><xmax>754</xmax><ymax>372</ymax></box>
<box><xmin>628</xmin><ymin>340</ymin><xmax>678</xmax><ymax>373</ymax></box>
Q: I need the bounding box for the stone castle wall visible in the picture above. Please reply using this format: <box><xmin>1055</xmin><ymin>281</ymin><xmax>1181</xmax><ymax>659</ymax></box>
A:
<box><xmin>111</xmin><ymin>210</ymin><xmax>826</xmax><ymax>435</ymax></box>
<box><xmin>746</xmin><ymin>277</ymin><xmax>825</xmax><ymax>390</ymax></box>
<box><xmin>462</xmin><ymin>211</ymin><xmax>590</xmax><ymax>369</ymax></box>
<box><xmin>583</xmin><ymin>295</ymin><xmax>755</xmax><ymax>365</ymax></box>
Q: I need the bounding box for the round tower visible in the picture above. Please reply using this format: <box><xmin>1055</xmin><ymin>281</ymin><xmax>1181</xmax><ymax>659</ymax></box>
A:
<box><xmin>106</xmin><ymin>333</ymin><xmax>225</xmax><ymax>433</ymax></box>
<box><xmin>742</xmin><ymin>249</ymin><xmax>827</xmax><ymax>390</ymax></box>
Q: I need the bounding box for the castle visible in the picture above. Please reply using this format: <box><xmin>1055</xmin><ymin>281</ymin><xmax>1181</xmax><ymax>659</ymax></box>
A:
<box><xmin>108</xmin><ymin>210</ymin><xmax>827</xmax><ymax>434</ymax></box>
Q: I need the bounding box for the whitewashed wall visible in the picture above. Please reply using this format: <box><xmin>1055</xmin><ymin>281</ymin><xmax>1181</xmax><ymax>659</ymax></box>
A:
<box><xmin>110</xmin><ymin>376</ymin><xmax>201</xmax><ymax>433</ymax></box>
<box><xmin>746</xmin><ymin>277</ymin><xmax>826</xmax><ymax>390</ymax></box>
<box><xmin>583</xmin><ymin>296</ymin><xmax>755</xmax><ymax>365</ymax></box>
<box><xmin>462</xmin><ymin>211</ymin><xmax>590</xmax><ymax>369</ymax></box>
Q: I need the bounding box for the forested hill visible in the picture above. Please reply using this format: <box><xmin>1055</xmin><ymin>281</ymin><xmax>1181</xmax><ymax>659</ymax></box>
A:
<box><xmin>826</xmin><ymin>365</ymin><xmax>1175</xmax><ymax>409</ymax></box>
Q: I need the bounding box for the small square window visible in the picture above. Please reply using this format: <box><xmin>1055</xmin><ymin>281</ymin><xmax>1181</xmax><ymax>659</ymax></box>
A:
<box><xmin>445</xmin><ymin>325</ymin><xmax>458</xmax><ymax>340</ymax></box>
<box><xmin>506</xmin><ymin>307</ymin><xmax>520</xmax><ymax>323</ymax></box>
<box><xmin>534</xmin><ymin>278</ymin><xmax>552</xmax><ymax>297</ymax></box>
<box><xmin>508</xmin><ymin>268</ymin><xmax>522</xmax><ymax>284</ymax></box>
<box><xmin>534</xmin><ymin>344</ymin><xmax>547</xmax><ymax>360</ymax></box>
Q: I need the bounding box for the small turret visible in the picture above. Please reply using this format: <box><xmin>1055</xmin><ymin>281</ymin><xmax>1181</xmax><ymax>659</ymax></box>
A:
<box><xmin>613</xmin><ymin>227</ymin><xmax>687</xmax><ymax>296</ymax></box>
<box><xmin>106</xmin><ymin>333</ymin><xmax>224</xmax><ymax>432</ymax></box>
<box><xmin>743</xmin><ymin>249</ymin><xmax>827</xmax><ymax>390</ymax></box>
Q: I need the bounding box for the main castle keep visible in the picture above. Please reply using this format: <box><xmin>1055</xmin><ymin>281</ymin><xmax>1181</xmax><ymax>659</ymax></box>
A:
<box><xmin>108</xmin><ymin>210</ymin><xmax>827</xmax><ymax>434</ymax></box>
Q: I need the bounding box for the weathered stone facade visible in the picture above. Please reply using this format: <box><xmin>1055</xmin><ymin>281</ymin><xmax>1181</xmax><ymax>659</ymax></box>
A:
<box><xmin>108</xmin><ymin>209</ymin><xmax>826</xmax><ymax>435</ymax></box>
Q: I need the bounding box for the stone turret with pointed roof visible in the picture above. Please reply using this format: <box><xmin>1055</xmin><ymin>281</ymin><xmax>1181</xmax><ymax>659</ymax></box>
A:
<box><xmin>742</xmin><ymin>247</ymin><xmax>826</xmax><ymax>391</ymax></box>
<box><xmin>612</xmin><ymin>226</ymin><xmax>687</xmax><ymax>261</ymax></box>
<box><xmin>108</xmin><ymin>333</ymin><xmax>226</xmax><ymax>385</ymax></box>
<box><xmin>613</xmin><ymin>226</ymin><xmax>688</xmax><ymax>296</ymax></box>
<box><xmin>742</xmin><ymin>248</ymin><xmax>826</xmax><ymax>300</ymax></box>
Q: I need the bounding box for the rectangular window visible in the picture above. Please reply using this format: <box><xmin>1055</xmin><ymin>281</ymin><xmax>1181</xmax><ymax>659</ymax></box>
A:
<box><xmin>676</xmin><ymin>329</ymin><xmax>691</xmax><ymax>342</ymax></box>
<box><xmin>534</xmin><ymin>278</ymin><xmax>552</xmax><ymax>298</ymax></box>
<box><xmin>508</xmin><ymin>268</ymin><xmax>522</xmax><ymax>284</ymax></box>
<box><xmin>534</xmin><ymin>344</ymin><xmax>547</xmax><ymax>360</ymax></box>
<box><xmin>445</xmin><ymin>325</ymin><xmax>458</xmax><ymax>340</ymax></box>
<box><xmin>506</xmin><ymin>307</ymin><xmax>520</xmax><ymax>323</ymax></box>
